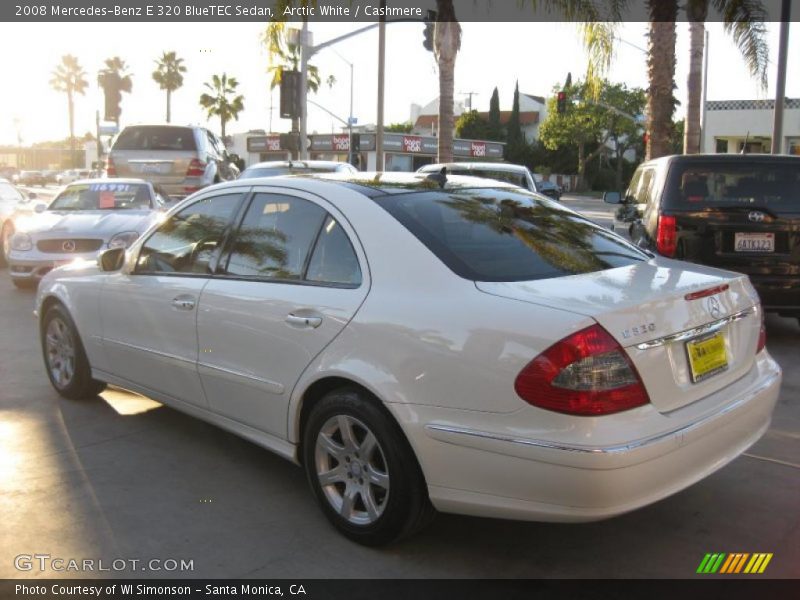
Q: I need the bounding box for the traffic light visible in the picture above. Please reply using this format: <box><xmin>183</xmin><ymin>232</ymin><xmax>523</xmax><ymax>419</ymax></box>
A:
<box><xmin>280</xmin><ymin>70</ymin><xmax>301</xmax><ymax>119</ymax></box>
<box><xmin>99</xmin><ymin>71</ymin><xmax>122</xmax><ymax>122</ymax></box>
<box><xmin>350</xmin><ymin>134</ymin><xmax>361</xmax><ymax>168</ymax></box>
<box><xmin>556</xmin><ymin>91</ymin><xmax>567</xmax><ymax>115</ymax></box>
<box><xmin>422</xmin><ymin>10</ymin><xmax>436</xmax><ymax>52</ymax></box>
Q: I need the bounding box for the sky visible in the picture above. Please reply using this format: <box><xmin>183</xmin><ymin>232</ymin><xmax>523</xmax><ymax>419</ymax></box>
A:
<box><xmin>0</xmin><ymin>20</ymin><xmax>797</xmax><ymax>146</ymax></box>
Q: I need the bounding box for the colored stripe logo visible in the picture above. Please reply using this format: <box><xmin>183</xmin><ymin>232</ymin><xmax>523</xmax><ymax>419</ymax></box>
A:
<box><xmin>697</xmin><ymin>553</ymin><xmax>773</xmax><ymax>574</ymax></box>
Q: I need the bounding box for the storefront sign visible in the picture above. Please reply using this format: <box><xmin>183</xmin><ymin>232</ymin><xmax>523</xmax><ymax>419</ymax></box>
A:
<box><xmin>470</xmin><ymin>142</ymin><xmax>486</xmax><ymax>157</ymax></box>
<box><xmin>402</xmin><ymin>135</ymin><xmax>423</xmax><ymax>153</ymax></box>
<box><xmin>247</xmin><ymin>136</ymin><xmax>281</xmax><ymax>152</ymax></box>
<box><xmin>332</xmin><ymin>135</ymin><xmax>350</xmax><ymax>151</ymax></box>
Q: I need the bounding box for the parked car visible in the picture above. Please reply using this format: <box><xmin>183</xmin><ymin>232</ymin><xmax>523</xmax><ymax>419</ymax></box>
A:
<box><xmin>56</xmin><ymin>169</ymin><xmax>91</xmax><ymax>185</ymax></box>
<box><xmin>418</xmin><ymin>162</ymin><xmax>538</xmax><ymax>193</ymax></box>
<box><xmin>605</xmin><ymin>154</ymin><xmax>800</xmax><ymax>323</ymax></box>
<box><xmin>16</xmin><ymin>170</ymin><xmax>46</xmax><ymax>186</ymax></box>
<box><xmin>0</xmin><ymin>178</ymin><xmax>37</xmax><ymax>267</ymax></box>
<box><xmin>35</xmin><ymin>172</ymin><xmax>780</xmax><ymax>545</ymax></box>
<box><xmin>8</xmin><ymin>179</ymin><xmax>170</xmax><ymax>288</ymax></box>
<box><xmin>42</xmin><ymin>170</ymin><xmax>60</xmax><ymax>184</ymax></box>
<box><xmin>533</xmin><ymin>179</ymin><xmax>563</xmax><ymax>200</ymax></box>
<box><xmin>108</xmin><ymin>124</ymin><xmax>240</xmax><ymax>198</ymax></box>
<box><xmin>239</xmin><ymin>160</ymin><xmax>357</xmax><ymax>179</ymax></box>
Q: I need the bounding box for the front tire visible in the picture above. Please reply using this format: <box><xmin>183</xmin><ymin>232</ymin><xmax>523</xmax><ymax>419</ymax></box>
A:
<box><xmin>41</xmin><ymin>304</ymin><xmax>106</xmax><ymax>399</ymax></box>
<box><xmin>303</xmin><ymin>388</ymin><xmax>434</xmax><ymax>546</ymax></box>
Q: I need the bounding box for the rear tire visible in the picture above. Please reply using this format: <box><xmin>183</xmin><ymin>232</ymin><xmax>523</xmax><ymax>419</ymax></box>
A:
<box><xmin>303</xmin><ymin>388</ymin><xmax>435</xmax><ymax>546</ymax></box>
<box><xmin>41</xmin><ymin>304</ymin><xmax>106</xmax><ymax>399</ymax></box>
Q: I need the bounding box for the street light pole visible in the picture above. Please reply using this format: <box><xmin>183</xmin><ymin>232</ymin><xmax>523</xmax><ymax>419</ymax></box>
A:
<box><xmin>376</xmin><ymin>4</ymin><xmax>386</xmax><ymax>171</ymax></box>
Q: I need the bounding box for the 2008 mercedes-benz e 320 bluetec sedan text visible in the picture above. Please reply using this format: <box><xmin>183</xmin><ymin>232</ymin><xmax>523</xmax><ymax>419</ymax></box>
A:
<box><xmin>35</xmin><ymin>172</ymin><xmax>781</xmax><ymax>545</ymax></box>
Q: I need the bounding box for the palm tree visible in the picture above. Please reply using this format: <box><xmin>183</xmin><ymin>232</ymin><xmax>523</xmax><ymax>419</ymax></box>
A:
<box><xmin>683</xmin><ymin>0</ymin><xmax>768</xmax><ymax>154</ymax></box>
<box><xmin>199</xmin><ymin>73</ymin><xmax>245</xmax><ymax>138</ymax></box>
<box><xmin>49</xmin><ymin>55</ymin><xmax>88</xmax><ymax>167</ymax></box>
<box><xmin>98</xmin><ymin>57</ymin><xmax>133</xmax><ymax>125</ymax></box>
<box><xmin>647</xmin><ymin>1</ymin><xmax>679</xmax><ymax>160</ymax></box>
<box><xmin>152</xmin><ymin>51</ymin><xmax>187</xmax><ymax>123</ymax></box>
<box><xmin>432</xmin><ymin>0</ymin><xmax>461</xmax><ymax>163</ymax></box>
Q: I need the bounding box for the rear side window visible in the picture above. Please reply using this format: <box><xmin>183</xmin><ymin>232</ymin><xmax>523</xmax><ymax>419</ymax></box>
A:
<box><xmin>665</xmin><ymin>161</ymin><xmax>800</xmax><ymax>214</ymax></box>
<box><xmin>374</xmin><ymin>189</ymin><xmax>647</xmax><ymax>282</ymax></box>
<box><xmin>113</xmin><ymin>126</ymin><xmax>197</xmax><ymax>151</ymax></box>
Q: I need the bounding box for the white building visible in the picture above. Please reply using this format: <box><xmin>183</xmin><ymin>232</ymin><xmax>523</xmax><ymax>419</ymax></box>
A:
<box><xmin>411</xmin><ymin>94</ymin><xmax>548</xmax><ymax>143</ymax></box>
<box><xmin>703</xmin><ymin>98</ymin><xmax>800</xmax><ymax>155</ymax></box>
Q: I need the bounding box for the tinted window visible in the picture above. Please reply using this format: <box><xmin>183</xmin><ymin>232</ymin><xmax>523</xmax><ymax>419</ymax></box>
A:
<box><xmin>224</xmin><ymin>194</ymin><xmax>326</xmax><ymax>280</ymax></box>
<box><xmin>306</xmin><ymin>217</ymin><xmax>362</xmax><ymax>286</ymax></box>
<box><xmin>375</xmin><ymin>189</ymin><xmax>647</xmax><ymax>282</ymax></box>
<box><xmin>50</xmin><ymin>182</ymin><xmax>152</xmax><ymax>211</ymax></box>
<box><xmin>665</xmin><ymin>161</ymin><xmax>800</xmax><ymax>214</ymax></box>
<box><xmin>444</xmin><ymin>168</ymin><xmax>529</xmax><ymax>190</ymax></box>
<box><xmin>637</xmin><ymin>169</ymin><xmax>657</xmax><ymax>205</ymax></box>
<box><xmin>136</xmin><ymin>193</ymin><xmax>241</xmax><ymax>274</ymax></box>
<box><xmin>114</xmin><ymin>126</ymin><xmax>197</xmax><ymax>151</ymax></box>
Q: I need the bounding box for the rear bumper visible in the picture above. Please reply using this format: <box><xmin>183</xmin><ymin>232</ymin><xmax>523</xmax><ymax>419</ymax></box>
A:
<box><xmin>406</xmin><ymin>352</ymin><xmax>781</xmax><ymax>522</ymax></box>
<box><xmin>749</xmin><ymin>275</ymin><xmax>800</xmax><ymax>313</ymax></box>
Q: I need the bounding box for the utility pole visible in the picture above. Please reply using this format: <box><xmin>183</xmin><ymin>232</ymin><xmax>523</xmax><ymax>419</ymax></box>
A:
<box><xmin>376</xmin><ymin>1</ymin><xmax>386</xmax><ymax>171</ymax></box>
<box><xmin>771</xmin><ymin>0</ymin><xmax>791</xmax><ymax>155</ymax></box>
<box><xmin>299</xmin><ymin>20</ymin><xmax>310</xmax><ymax>160</ymax></box>
<box><xmin>461</xmin><ymin>91</ymin><xmax>479</xmax><ymax>111</ymax></box>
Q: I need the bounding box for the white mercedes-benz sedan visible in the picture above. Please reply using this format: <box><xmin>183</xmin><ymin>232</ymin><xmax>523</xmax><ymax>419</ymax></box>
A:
<box><xmin>35</xmin><ymin>172</ymin><xmax>782</xmax><ymax>545</ymax></box>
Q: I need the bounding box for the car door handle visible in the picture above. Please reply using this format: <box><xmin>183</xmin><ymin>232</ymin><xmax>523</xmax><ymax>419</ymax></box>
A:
<box><xmin>172</xmin><ymin>295</ymin><xmax>196</xmax><ymax>311</ymax></box>
<box><xmin>285</xmin><ymin>314</ymin><xmax>322</xmax><ymax>329</ymax></box>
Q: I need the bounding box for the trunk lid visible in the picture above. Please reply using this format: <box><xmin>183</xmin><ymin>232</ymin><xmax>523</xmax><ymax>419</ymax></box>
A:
<box><xmin>476</xmin><ymin>260</ymin><xmax>762</xmax><ymax>413</ymax></box>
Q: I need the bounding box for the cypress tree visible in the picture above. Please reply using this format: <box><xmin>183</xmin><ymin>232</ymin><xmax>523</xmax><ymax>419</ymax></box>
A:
<box><xmin>488</xmin><ymin>87</ymin><xmax>502</xmax><ymax>141</ymax></box>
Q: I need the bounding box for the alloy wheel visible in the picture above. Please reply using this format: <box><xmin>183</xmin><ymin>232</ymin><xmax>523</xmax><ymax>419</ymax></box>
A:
<box><xmin>314</xmin><ymin>414</ymin><xmax>390</xmax><ymax>526</ymax></box>
<box><xmin>45</xmin><ymin>317</ymin><xmax>76</xmax><ymax>389</ymax></box>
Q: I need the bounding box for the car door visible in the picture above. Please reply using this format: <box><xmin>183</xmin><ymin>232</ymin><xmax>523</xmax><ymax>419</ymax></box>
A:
<box><xmin>630</xmin><ymin>167</ymin><xmax>657</xmax><ymax>246</ymax></box>
<box><xmin>100</xmin><ymin>189</ymin><xmax>247</xmax><ymax>407</ymax></box>
<box><xmin>196</xmin><ymin>187</ymin><xmax>369</xmax><ymax>438</ymax></box>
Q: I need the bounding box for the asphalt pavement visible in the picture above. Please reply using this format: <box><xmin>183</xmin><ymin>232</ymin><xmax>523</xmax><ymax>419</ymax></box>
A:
<box><xmin>0</xmin><ymin>197</ymin><xmax>798</xmax><ymax>579</ymax></box>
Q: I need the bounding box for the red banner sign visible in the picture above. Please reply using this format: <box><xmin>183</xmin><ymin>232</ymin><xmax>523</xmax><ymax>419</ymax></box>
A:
<box><xmin>332</xmin><ymin>135</ymin><xmax>350</xmax><ymax>151</ymax></box>
<box><xmin>265</xmin><ymin>136</ymin><xmax>281</xmax><ymax>151</ymax></box>
<box><xmin>471</xmin><ymin>142</ymin><xmax>486</xmax><ymax>157</ymax></box>
<box><xmin>402</xmin><ymin>136</ymin><xmax>423</xmax><ymax>153</ymax></box>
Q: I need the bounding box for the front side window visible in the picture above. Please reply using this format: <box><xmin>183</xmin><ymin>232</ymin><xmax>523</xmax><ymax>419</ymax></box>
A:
<box><xmin>375</xmin><ymin>189</ymin><xmax>647</xmax><ymax>282</ymax></box>
<box><xmin>136</xmin><ymin>193</ymin><xmax>241</xmax><ymax>274</ymax></box>
<box><xmin>224</xmin><ymin>194</ymin><xmax>327</xmax><ymax>280</ymax></box>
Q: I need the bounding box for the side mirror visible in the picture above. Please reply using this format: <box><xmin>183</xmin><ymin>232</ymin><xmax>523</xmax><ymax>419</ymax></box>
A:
<box><xmin>98</xmin><ymin>247</ymin><xmax>125</xmax><ymax>272</ymax></box>
<box><xmin>603</xmin><ymin>191</ymin><xmax>621</xmax><ymax>205</ymax></box>
<box><xmin>27</xmin><ymin>192</ymin><xmax>37</xmax><ymax>201</ymax></box>
<box><xmin>34</xmin><ymin>203</ymin><xmax>47</xmax><ymax>213</ymax></box>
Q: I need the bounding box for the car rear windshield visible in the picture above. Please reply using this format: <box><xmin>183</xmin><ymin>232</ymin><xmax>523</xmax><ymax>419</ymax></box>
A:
<box><xmin>666</xmin><ymin>161</ymin><xmax>800</xmax><ymax>214</ymax></box>
<box><xmin>239</xmin><ymin>166</ymin><xmax>338</xmax><ymax>179</ymax></box>
<box><xmin>374</xmin><ymin>189</ymin><xmax>647</xmax><ymax>282</ymax></box>
<box><xmin>113</xmin><ymin>126</ymin><xmax>197</xmax><ymax>151</ymax></box>
<box><xmin>50</xmin><ymin>183</ymin><xmax>151</xmax><ymax>211</ymax></box>
<box><xmin>0</xmin><ymin>183</ymin><xmax>23</xmax><ymax>202</ymax></box>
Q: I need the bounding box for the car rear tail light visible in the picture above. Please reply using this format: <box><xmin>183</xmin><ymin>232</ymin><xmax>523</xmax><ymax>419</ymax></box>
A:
<box><xmin>514</xmin><ymin>324</ymin><xmax>650</xmax><ymax>416</ymax></box>
<box><xmin>756</xmin><ymin>309</ymin><xmax>767</xmax><ymax>354</ymax></box>
<box><xmin>106</xmin><ymin>157</ymin><xmax>117</xmax><ymax>177</ymax></box>
<box><xmin>186</xmin><ymin>159</ymin><xmax>206</xmax><ymax>178</ymax></box>
<box><xmin>656</xmin><ymin>215</ymin><xmax>677</xmax><ymax>257</ymax></box>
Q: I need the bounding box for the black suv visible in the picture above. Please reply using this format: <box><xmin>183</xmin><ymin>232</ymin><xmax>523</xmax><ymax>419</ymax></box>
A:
<box><xmin>605</xmin><ymin>154</ymin><xmax>800</xmax><ymax>321</ymax></box>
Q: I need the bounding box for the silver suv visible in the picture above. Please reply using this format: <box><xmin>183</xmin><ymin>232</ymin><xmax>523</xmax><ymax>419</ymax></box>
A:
<box><xmin>108</xmin><ymin>125</ymin><xmax>240</xmax><ymax>198</ymax></box>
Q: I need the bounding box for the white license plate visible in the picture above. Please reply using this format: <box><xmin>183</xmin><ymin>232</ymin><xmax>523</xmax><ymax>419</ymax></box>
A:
<box><xmin>139</xmin><ymin>163</ymin><xmax>169</xmax><ymax>174</ymax></box>
<box><xmin>734</xmin><ymin>232</ymin><xmax>774</xmax><ymax>253</ymax></box>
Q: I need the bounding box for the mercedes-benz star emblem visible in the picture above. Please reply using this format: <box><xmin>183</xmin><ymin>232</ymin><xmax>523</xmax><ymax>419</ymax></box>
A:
<box><xmin>706</xmin><ymin>296</ymin><xmax>722</xmax><ymax>319</ymax></box>
<box><xmin>62</xmin><ymin>240</ymin><xmax>76</xmax><ymax>252</ymax></box>
<box><xmin>748</xmin><ymin>211</ymin><xmax>766</xmax><ymax>223</ymax></box>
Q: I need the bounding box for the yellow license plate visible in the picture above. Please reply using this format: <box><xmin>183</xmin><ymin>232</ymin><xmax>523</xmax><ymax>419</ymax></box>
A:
<box><xmin>686</xmin><ymin>332</ymin><xmax>728</xmax><ymax>383</ymax></box>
